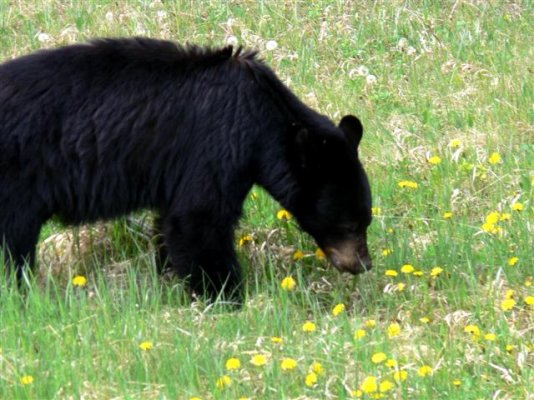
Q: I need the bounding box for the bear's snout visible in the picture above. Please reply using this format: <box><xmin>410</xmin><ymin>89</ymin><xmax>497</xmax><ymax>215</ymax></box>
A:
<box><xmin>323</xmin><ymin>236</ymin><xmax>372</xmax><ymax>274</ymax></box>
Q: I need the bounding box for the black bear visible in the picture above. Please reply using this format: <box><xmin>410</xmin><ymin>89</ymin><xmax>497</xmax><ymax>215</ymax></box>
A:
<box><xmin>0</xmin><ymin>38</ymin><xmax>372</xmax><ymax>302</ymax></box>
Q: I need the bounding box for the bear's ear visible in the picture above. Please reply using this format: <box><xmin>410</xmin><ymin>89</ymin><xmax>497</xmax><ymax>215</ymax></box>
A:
<box><xmin>339</xmin><ymin>115</ymin><xmax>363</xmax><ymax>150</ymax></box>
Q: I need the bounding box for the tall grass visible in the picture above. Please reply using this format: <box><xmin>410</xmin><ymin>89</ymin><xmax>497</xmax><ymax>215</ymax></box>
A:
<box><xmin>0</xmin><ymin>1</ymin><xmax>532</xmax><ymax>399</ymax></box>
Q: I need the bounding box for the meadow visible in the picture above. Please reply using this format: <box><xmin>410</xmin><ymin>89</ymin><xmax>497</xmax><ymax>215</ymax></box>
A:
<box><xmin>0</xmin><ymin>1</ymin><xmax>532</xmax><ymax>399</ymax></box>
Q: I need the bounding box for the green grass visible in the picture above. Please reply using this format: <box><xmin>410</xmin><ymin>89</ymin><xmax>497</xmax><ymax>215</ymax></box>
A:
<box><xmin>1</xmin><ymin>1</ymin><xmax>533</xmax><ymax>399</ymax></box>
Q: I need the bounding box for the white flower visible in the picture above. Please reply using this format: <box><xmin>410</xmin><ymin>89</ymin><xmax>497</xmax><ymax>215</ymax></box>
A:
<box><xmin>226</xmin><ymin>35</ymin><xmax>239</xmax><ymax>47</ymax></box>
<box><xmin>366</xmin><ymin>74</ymin><xmax>377</xmax><ymax>86</ymax></box>
<box><xmin>105</xmin><ymin>11</ymin><xmax>114</xmax><ymax>22</ymax></box>
<box><xmin>37</xmin><ymin>33</ymin><xmax>51</xmax><ymax>43</ymax></box>
<box><xmin>265</xmin><ymin>40</ymin><xmax>278</xmax><ymax>51</ymax></box>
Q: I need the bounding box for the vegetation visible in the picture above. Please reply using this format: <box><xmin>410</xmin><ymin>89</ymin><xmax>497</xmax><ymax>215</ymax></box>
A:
<box><xmin>0</xmin><ymin>1</ymin><xmax>532</xmax><ymax>399</ymax></box>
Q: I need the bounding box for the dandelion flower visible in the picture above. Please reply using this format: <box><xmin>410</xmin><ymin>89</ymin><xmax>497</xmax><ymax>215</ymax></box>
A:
<box><xmin>385</xmin><ymin>359</ymin><xmax>397</xmax><ymax>368</ymax></box>
<box><xmin>352</xmin><ymin>389</ymin><xmax>363</xmax><ymax>397</ymax></box>
<box><xmin>419</xmin><ymin>317</ymin><xmax>431</xmax><ymax>324</ymax></box>
<box><xmin>371</xmin><ymin>207</ymin><xmax>382</xmax><ymax>216</ymax></box>
<box><xmin>250</xmin><ymin>354</ymin><xmax>268</xmax><ymax>366</ymax></box>
<box><xmin>413</xmin><ymin>270</ymin><xmax>424</xmax><ymax>277</ymax></box>
<box><xmin>505</xmin><ymin>289</ymin><xmax>515</xmax><ymax>299</ymax></box>
<box><xmin>488</xmin><ymin>152</ymin><xmax>501</xmax><ymax>165</ymax></box>
<box><xmin>72</xmin><ymin>275</ymin><xmax>87</xmax><ymax>287</ymax></box>
<box><xmin>225</xmin><ymin>357</ymin><xmax>241</xmax><ymax>370</ymax></box>
<box><xmin>443</xmin><ymin>212</ymin><xmax>453</xmax><ymax>219</ymax></box>
<box><xmin>139</xmin><ymin>341</ymin><xmax>153</xmax><ymax>351</ymax></box>
<box><xmin>464</xmin><ymin>325</ymin><xmax>481</xmax><ymax>338</ymax></box>
<box><xmin>393</xmin><ymin>370</ymin><xmax>408</xmax><ymax>382</ymax></box>
<box><xmin>418</xmin><ymin>365</ymin><xmax>433</xmax><ymax>376</ymax></box>
<box><xmin>524</xmin><ymin>296</ymin><xmax>534</xmax><ymax>305</ymax></box>
<box><xmin>315</xmin><ymin>248</ymin><xmax>326</xmax><ymax>260</ymax></box>
<box><xmin>508</xmin><ymin>257</ymin><xmax>519</xmax><ymax>266</ymax></box>
<box><xmin>365</xmin><ymin>319</ymin><xmax>377</xmax><ymax>328</ymax></box>
<box><xmin>360</xmin><ymin>376</ymin><xmax>378</xmax><ymax>394</ymax></box>
<box><xmin>387</xmin><ymin>323</ymin><xmax>401</xmax><ymax>338</ymax></box>
<box><xmin>302</xmin><ymin>321</ymin><xmax>317</xmax><ymax>332</ymax></box>
<box><xmin>428</xmin><ymin>156</ymin><xmax>442</xmax><ymax>165</ymax></box>
<box><xmin>372</xmin><ymin>352</ymin><xmax>387</xmax><ymax>364</ymax></box>
<box><xmin>20</xmin><ymin>375</ymin><xmax>34</xmax><ymax>385</ymax></box>
<box><xmin>379</xmin><ymin>379</ymin><xmax>394</xmax><ymax>392</ymax></box>
<box><xmin>305</xmin><ymin>372</ymin><xmax>318</xmax><ymax>387</ymax></box>
<box><xmin>332</xmin><ymin>303</ymin><xmax>346</xmax><ymax>316</ymax></box>
<box><xmin>271</xmin><ymin>336</ymin><xmax>284</xmax><ymax>344</ymax></box>
<box><xmin>397</xmin><ymin>282</ymin><xmax>406</xmax><ymax>291</ymax></box>
<box><xmin>486</xmin><ymin>212</ymin><xmax>501</xmax><ymax>224</ymax></box>
<box><xmin>277</xmin><ymin>209</ymin><xmax>292</xmax><ymax>220</ymax></box>
<box><xmin>354</xmin><ymin>329</ymin><xmax>367</xmax><ymax>340</ymax></box>
<box><xmin>400</xmin><ymin>264</ymin><xmax>415</xmax><ymax>274</ymax></box>
<box><xmin>280</xmin><ymin>357</ymin><xmax>297</xmax><ymax>371</ymax></box>
<box><xmin>216</xmin><ymin>375</ymin><xmax>232</xmax><ymax>389</ymax></box>
<box><xmin>430</xmin><ymin>267</ymin><xmax>444</xmax><ymax>277</ymax></box>
<box><xmin>281</xmin><ymin>276</ymin><xmax>296</xmax><ymax>291</ymax></box>
<box><xmin>452</xmin><ymin>379</ymin><xmax>462</xmax><ymax>387</ymax></box>
<box><xmin>293</xmin><ymin>250</ymin><xmax>305</xmax><ymax>261</ymax></box>
<box><xmin>511</xmin><ymin>202</ymin><xmax>524</xmax><ymax>211</ymax></box>
<box><xmin>450</xmin><ymin>139</ymin><xmax>462</xmax><ymax>148</ymax></box>
<box><xmin>385</xmin><ymin>270</ymin><xmax>398</xmax><ymax>277</ymax></box>
<box><xmin>500</xmin><ymin>212</ymin><xmax>511</xmax><ymax>221</ymax></box>
<box><xmin>398</xmin><ymin>180</ymin><xmax>418</xmax><ymax>189</ymax></box>
<box><xmin>501</xmin><ymin>298</ymin><xmax>516</xmax><ymax>311</ymax></box>
<box><xmin>265</xmin><ymin>40</ymin><xmax>278</xmax><ymax>51</ymax></box>
<box><xmin>382</xmin><ymin>248</ymin><xmax>393</xmax><ymax>256</ymax></box>
<box><xmin>505</xmin><ymin>344</ymin><xmax>515</xmax><ymax>353</ymax></box>
<box><xmin>484</xmin><ymin>333</ymin><xmax>496</xmax><ymax>341</ymax></box>
<box><xmin>239</xmin><ymin>234</ymin><xmax>253</xmax><ymax>246</ymax></box>
<box><xmin>311</xmin><ymin>361</ymin><xmax>324</xmax><ymax>375</ymax></box>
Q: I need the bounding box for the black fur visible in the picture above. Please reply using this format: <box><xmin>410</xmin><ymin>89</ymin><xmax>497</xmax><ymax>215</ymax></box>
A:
<box><xmin>0</xmin><ymin>38</ymin><xmax>372</xmax><ymax>302</ymax></box>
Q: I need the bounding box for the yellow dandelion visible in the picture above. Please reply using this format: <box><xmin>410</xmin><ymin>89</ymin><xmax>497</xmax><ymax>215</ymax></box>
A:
<box><xmin>311</xmin><ymin>361</ymin><xmax>324</xmax><ymax>375</ymax></box>
<box><xmin>139</xmin><ymin>341</ymin><xmax>153</xmax><ymax>351</ymax></box>
<box><xmin>488</xmin><ymin>152</ymin><xmax>501</xmax><ymax>165</ymax></box>
<box><xmin>393</xmin><ymin>370</ymin><xmax>408</xmax><ymax>382</ymax></box>
<box><xmin>450</xmin><ymin>139</ymin><xmax>462</xmax><ymax>148</ymax></box>
<box><xmin>315</xmin><ymin>248</ymin><xmax>326</xmax><ymax>260</ymax></box>
<box><xmin>225</xmin><ymin>357</ymin><xmax>241</xmax><ymax>370</ymax></box>
<box><xmin>524</xmin><ymin>296</ymin><xmax>534</xmax><ymax>305</ymax></box>
<box><xmin>271</xmin><ymin>336</ymin><xmax>284</xmax><ymax>344</ymax></box>
<box><xmin>464</xmin><ymin>325</ymin><xmax>481</xmax><ymax>337</ymax></box>
<box><xmin>250</xmin><ymin>354</ymin><xmax>268</xmax><ymax>366</ymax></box>
<box><xmin>360</xmin><ymin>376</ymin><xmax>378</xmax><ymax>394</ymax></box>
<box><xmin>215</xmin><ymin>375</ymin><xmax>232</xmax><ymax>389</ymax></box>
<box><xmin>430</xmin><ymin>267</ymin><xmax>444</xmax><ymax>277</ymax></box>
<box><xmin>277</xmin><ymin>209</ymin><xmax>292</xmax><ymax>220</ymax></box>
<box><xmin>190</xmin><ymin>397</ymin><xmax>202</xmax><ymax>400</ymax></box>
<box><xmin>508</xmin><ymin>257</ymin><xmax>519</xmax><ymax>266</ymax></box>
<box><xmin>305</xmin><ymin>372</ymin><xmax>318</xmax><ymax>387</ymax></box>
<box><xmin>72</xmin><ymin>275</ymin><xmax>87</xmax><ymax>287</ymax></box>
<box><xmin>501</xmin><ymin>298</ymin><xmax>516</xmax><ymax>311</ymax></box>
<box><xmin>452</xmin><ymin>379</ymin><xmax>462</xmax><ymax>387</ymax></box>
<box><xmin>505</xmin><ymin>289</ymin><xmax>515</xmax><ymax>299</ymax></box>
<box><xmin>385</xmin><ymin>269</ymin><xmax>398</xmax><ymax>277</ymax></box>
<box><xmin>382</xmin><ymin>248</ymin><xmax>393</xmax><ymax>256</ymax></box>
<box><xmin>486</xmin><ymin>212</ymin><xmax>501</xmax><ymax>224</ymax></box>
<box><xmin>281</xmin><ymin>276</ymin><xmax>296</xmax><ymax>291</ymax></box>
<box><xmin>398</xmin><ymin>180</ymin><xmax>418</xmax><ymax>189</ymax></box>
<box><xmin>238</xmin><ymin>234</ymin><xmax>253</xmax><ymax>246</ymax></box>
<box><xmin>428</xmin><ymin>155</ymin><xmax>442</xmax><ymax>165</ymax></box>
<box><xmin>371</xmin><ymin>352</ymin><xmax>387</xmax><ymax>364</ymax></box>
<box><xmin>396</xmin><ymin>282</ymin><xmax>406</xmax><ymax>291</ymax></box>
<box><xmin>413</xmin><ymin>270</ymin><xmax>424</xmax><ymax>277</ymax></box>
<box><xmin>302</xmin><ymin>321</ymin><xmax>317</xmax><ymax>333</ymax></box>
<box><xmin>484</xmin><ymin>333</ymin><xmax>496</xmax><ymax>341</ymax></box>
<box><xmin>354</xmin><ymin>329</ymin><xmax>367</xmax><ymax>340</ymax></box>
<box><xmin>511</xmin><ymin>202</ymin><xmax>524</xmax><ymax>212</ymax></box>
<box><xmin>379</xmin><ymin>379</ymin><xmax>394</xmax><ymax>393</ymax></box>
<box><xmin>500</xmin><ymin>212</ymin><xmax>511</xmax><ymax>221</ymax></box>
<box><xmin>371</xmin><ymin>207</ymin><xmax>382</xmax><ymax>216</ymax></box>
<box><xmin>482</xmin><ymin>222</ymin><xmax>502</xmax><ymax>234</ymax></box>
<box><xmin>505</xmin><ymin>344</ymin><xmax>515</xmax><ymax>353</ymax></box>
<box><xmin>387</xmin><ymin>322</ymin><xmax>401</xmax><ymax>338</ymax></box>
<box><xmin>20</xmin><ymin>375</ymin><xmax>34</xmax><ymax>385</ymax></box>
<box><xmin>443</xmin><ymin>211</ymin><xmax>453</xmax><ymax>219</ymax></box>
<box><xmin>332</xmin><ymin>303</ymin><xmax>346</xmax><ymax>316</ymax></box>
<box><xmin>418</xmin><ymin>365</ymin><xmax>433</xmax><ymax>377</ymax></box>
<box><xmin>385</xmin><ymin>359</ymin><xmax>397</xmax><ymax>368</ymax></box>
<box><xmin>352</xmin><ymin>389</ymin><xmax>363</xmax><ymax>397</ymax></box>
<box><xmin>400</xmin><ymin>264</ymin><xmax>415</xmax><ymax>274</ymax></box>
<box><xmin>293</xmin><ymin>250</ymin><xmax>305</xmax><ymax>261</ymax></box>
<box><xmin>280</xmin><ymin>357</ymin><xmax>297</xmax><ymax>371</ymax></box>
<box><xmin>420</xmin><ymin>317</ymin><xmax>431</xmax><ymax>324</ymax></box>
<box><xmin>525</xmin><ymin>278</ymin><xmax>532</xmax><ymax>287</ymax></box>
<box><xmin>365</xmin><ymin>319</ymin><xmax>377</xmax><ymax>328</ymax></box>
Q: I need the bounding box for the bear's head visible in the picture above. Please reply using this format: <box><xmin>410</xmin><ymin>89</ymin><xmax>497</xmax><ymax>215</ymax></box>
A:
<box><xmin>289</xmin><ymin>115</ymin><xmax>372</xmax><ymax>275</ymax></box>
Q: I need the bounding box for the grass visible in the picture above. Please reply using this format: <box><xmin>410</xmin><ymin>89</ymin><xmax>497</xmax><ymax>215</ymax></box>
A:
<box><xmin>0</xmin><ymin>1</ymin><xmax>533</xmax><ymax>399</ymax></box>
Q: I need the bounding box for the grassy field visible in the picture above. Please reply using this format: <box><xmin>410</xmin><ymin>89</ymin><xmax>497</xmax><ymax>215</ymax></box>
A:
<box><xmin>1</xmin><ymin>1</ymin><xmax>533</xmax><ymax>399</ymax></box>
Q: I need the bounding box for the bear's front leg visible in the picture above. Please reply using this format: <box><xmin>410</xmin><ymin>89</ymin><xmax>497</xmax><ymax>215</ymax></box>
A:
<box><xmin>163</xmin><ymin>212</ymin><xmax>243</xmax><ymax>305</ymax></box>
